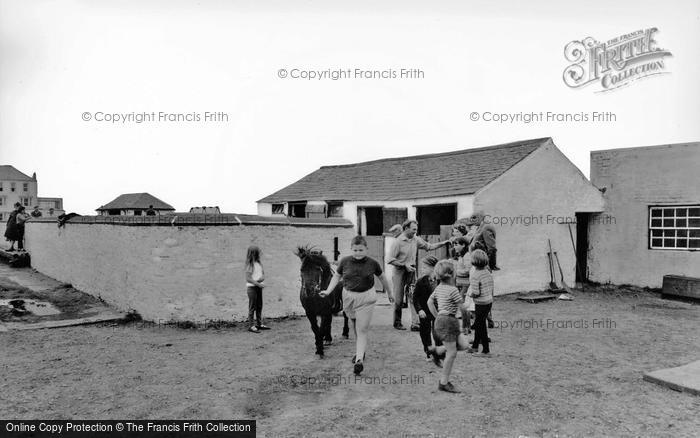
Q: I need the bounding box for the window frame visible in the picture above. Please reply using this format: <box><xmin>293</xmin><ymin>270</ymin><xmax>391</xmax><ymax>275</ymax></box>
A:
<box><xmin>648</xmin><ymin>205</ymin><xmax>700</xmax><ymax>251</ymax></box>
<box><xmin>326</xmin><ymin>201</ymin><xmax>344</xmax><ymax>218</ymax></box>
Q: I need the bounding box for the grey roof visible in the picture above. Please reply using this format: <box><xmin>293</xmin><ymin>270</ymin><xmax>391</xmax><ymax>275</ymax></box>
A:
<box><xmin>96</xmin><ymin>193</ymin><xmax>175</xmax><ymax>211</ymax></box>
<box><xmin>259</xmin><ymin>138</ymin><xmax>549</xmax><ymax>202</ymax></box>
<box><xmin>0</xmin><ymin>165</ymin><xmax>35</xmax><ymax>181</ymax></box>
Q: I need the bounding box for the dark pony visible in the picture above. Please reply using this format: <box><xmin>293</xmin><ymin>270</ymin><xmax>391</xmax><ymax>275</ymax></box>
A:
<box><xmin>295</xmin><ymin>245</ymin><xmax>348</xmax><ymax>357</ymax></box>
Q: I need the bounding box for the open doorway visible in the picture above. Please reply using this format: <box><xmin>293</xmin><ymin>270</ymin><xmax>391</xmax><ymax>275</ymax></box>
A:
<box><xmin>358</xmin><ymin>207</ymin><xmax>384</xmax><ymax>236</ymax></box>
<box><xmin>358</xmin><ymin>207</ymin><xmax>408</xmax><ymax>236</ymax></box>
<box><xmin>416</xmin><ymin>204</ymin><xmax>457</xmax><ymax>235</ymax></box>
<box><xmin>575</xmin><ymin>212</ymin><xmax>589</xmax><ymax>282</ymax></box>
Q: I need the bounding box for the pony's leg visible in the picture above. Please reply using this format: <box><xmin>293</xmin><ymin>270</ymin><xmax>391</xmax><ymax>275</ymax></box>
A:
<box><xmin>306</xmin><ymin>313</ymin><xmax>323</xmax><ymax>356</ymax></box>
<box><xmin>321</xmin><ymin>315</ymin><xmax>332</xmax><ymax>344</ymax></box>
<box><xmin>342</xmin><ymin>311</ymin><xmax>349</xmax><ymax>338</ymax></box>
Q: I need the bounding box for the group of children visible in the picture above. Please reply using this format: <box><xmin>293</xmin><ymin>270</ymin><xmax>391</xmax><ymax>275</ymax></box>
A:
<box><xmin>243</xmin><ymin>230</ymin><xmax>494</xmax><ymax>393</ymax></box>
<box><xmin>414</xmin><ymin>249</ymin><xmax>494</xmax><ymax>393</ymax></box>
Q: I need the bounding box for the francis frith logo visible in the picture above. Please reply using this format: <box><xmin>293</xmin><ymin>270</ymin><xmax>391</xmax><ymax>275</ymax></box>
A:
<box><xmin>563</xmin><ymin>28</ymin><xmax>672</xmax><ymax>92</ymax></box>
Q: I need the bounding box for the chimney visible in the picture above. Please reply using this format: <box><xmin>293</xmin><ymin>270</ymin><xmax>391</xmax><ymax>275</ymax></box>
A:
<box><xmin>32</xmin><ymin>172</ymin><xmax>37</xmax><ymax>180</ymax></box>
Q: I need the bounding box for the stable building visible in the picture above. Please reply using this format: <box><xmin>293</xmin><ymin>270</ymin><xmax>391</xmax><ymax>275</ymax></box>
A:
<box><xmin>588</xmin><ymin>141</ymin><xmax>700</xmax><ymax>288</ymax></box>
<box><xmin>258</xmin><ymin>137</ymin><xmax>605</xmax><ymax>294</ymax></box>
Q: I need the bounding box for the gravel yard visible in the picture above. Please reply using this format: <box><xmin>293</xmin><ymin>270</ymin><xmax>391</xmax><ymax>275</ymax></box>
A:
<box><xmin>1</xmin><ymin>285</ymin><xmax>699</xmax><ymax>437</ymax></box>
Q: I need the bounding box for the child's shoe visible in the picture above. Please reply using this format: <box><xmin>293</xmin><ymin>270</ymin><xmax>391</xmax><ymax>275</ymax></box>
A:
<box><xmin>438</xmin><ymin>381</ymin><xmax>460</xmax><ymax>393</ymax></box>
<box><xmin>353</xmin><ymin>360</ymin><xmax>364</xmax><ymax>375</ymax></box>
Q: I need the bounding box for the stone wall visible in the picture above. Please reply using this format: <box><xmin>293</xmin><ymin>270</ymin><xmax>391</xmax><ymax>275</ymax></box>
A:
<box><xmin>24</xmin><ymin>216</ymin><xmax>354</xmax><ymax>322</ymax></box>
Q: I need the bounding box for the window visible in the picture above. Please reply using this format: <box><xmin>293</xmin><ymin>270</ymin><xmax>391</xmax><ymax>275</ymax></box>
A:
<box><xmin>0</xmin><ymin>197</ymin><xmax>4</xmax><ymax>206</ymax></box>
<box><xmin>0</xmin><ymin>182</ymin><xmax>3</xmax><ymax>191</ymax></box>
<box><xmin>326</xmin><ymin>202</ymin><xmax>344</xmax><ymax>218</ymax></box>
<box><xmin>23</xmin><ymin>183</ymin><xmax>28</xmax><ymax>192</ymax></box>
<box><xmin>271</xmin><ymin>203</ymin><xmax>285</xmax><ymax>215</ymax></box>
<box><xmin>649</xmin><ymin>206</ymin><xmax>700</xmax><ymax>250</ymax></box>
<box><xmin>133</xmin><ymin>210</ymin><xmax>142</xmax><ymax>216</ymax></box>
<box><xmin>0</xmin><ymin>213</ymin><xmax>3</xmax><ymax>221</ymax></box>
<box><xmin>20</xmin><ymin>197</ymin><xmax>30</xmax><ymax>207</ymax></box>
<box><xmin>11</xmin><ymin>182</ymin><xmax>16</xmax><ymax>192</ymax></box>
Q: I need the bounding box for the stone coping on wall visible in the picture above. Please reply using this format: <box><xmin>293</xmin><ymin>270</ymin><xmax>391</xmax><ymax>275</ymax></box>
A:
<box><xmin>29</xmin><ymin>213</ymin><xmax>354</xmax><ymax>227</ymax></box>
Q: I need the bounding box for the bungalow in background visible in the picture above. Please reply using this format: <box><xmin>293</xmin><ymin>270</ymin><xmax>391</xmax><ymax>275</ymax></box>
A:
<box><xmin>258</xmin><ymin>137</ymin><xmax>605</xmax><ymax>294</ymax></box>
<box><xmin>96</xmin><ymin>192</ymin><xmax>175</xmax><ymax>216</ymax></box>
<box><xmin>589</xmin><ymin>141</ymin><xmax>700</xmax><ymax>288</ymax></box>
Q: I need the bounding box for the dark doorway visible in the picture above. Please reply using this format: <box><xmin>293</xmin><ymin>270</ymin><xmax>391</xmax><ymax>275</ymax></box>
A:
<box><xmin>288</xmin><ymin>202</ymin><xmax>307</xmax><ymax>218</ymax></box>
<box><xmin>575</xmin><ymin>213</ymin><xmax>589</xmax><ymax>282</ymax></box>
<box><xmin>416</xmin><ymin>204</ymin><xmax>457</xmax><ymax>235</ymax></box>
<box><xmin>359</xmin><ymin>207</ymin><xmax>384</xmax><ymax>236</ymax></box>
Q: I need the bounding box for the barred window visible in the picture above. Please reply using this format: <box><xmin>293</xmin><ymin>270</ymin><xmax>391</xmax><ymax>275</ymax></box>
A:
<box><xmin>649</xmin><ymin>206</ymin><xmax>700</xmax><ymax>250</ymax></box>
<box><xmin>271</xmin><ymin>203</ymin><xmax>284</xmax><ymax>215</ymax></box>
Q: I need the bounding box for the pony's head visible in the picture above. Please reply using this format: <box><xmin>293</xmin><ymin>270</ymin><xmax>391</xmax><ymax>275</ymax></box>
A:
<box><xmin>295</xmin><ymin>245</ymin><xmax>333</xmax><ymax>293</ymax></box>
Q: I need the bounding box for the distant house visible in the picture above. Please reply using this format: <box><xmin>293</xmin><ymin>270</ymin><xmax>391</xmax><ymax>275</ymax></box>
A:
<box><xmin>258</xmin><ymin>138</ymin><xmax>605</xmax><ymax>294</ymax></box>
<box><xmin>588</xmin><ymin>142</ymin><xmax>700</xmax><ymax>288</ymax></box>
<box><xmin>0</xmin><ymin>165</ymin><xmax>37</xmax><ymax>223</ymax></box>
<box><xmin>96</xmin><ymin>193</ymin><xmax>175</xmax><ymax>216</ymax></box>
<box><xmin>0</xmin><ymin>165</ymin><xmax>65</xmax><ymax>222</ymax></box>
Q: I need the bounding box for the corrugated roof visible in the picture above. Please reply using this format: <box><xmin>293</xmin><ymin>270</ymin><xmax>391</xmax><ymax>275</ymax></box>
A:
<box><xmin>0</xmin><ymin>165</ymin><xmax>35</xmax><ymax>181</ymax></box>
<box><xmin>258</xmin><ymin>138</ymin><xmax>550</xmax><ymax>202</ymax></box>
<box><xmin>96</xmin><ymin>193</ymin><xmax>175</xmax><ymax>211</ymax></box>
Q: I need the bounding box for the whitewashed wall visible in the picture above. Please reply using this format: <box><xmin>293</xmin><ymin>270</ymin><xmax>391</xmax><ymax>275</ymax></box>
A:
<box><xmin>24</xmin><ymin>219</ymin><xmax>354</xmax><ymax>322</ymax></box>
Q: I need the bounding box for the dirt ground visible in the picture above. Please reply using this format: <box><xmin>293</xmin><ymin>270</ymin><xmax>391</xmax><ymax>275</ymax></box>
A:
<box><xmin>1</xmin><ymin>285</ymin><xmax>699</xmax><ymax>437</ymax></box>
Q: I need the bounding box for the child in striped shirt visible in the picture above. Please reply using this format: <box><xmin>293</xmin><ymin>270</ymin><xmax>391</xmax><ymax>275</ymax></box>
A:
<box><xmin>427</xmin><ymin>260</ymin><xmax>471</xmax><ymax>393</ymax></box>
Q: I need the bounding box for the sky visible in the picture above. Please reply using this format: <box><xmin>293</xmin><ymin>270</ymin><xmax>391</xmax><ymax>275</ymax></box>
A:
<box><xmin>1</xmin><ymin>0</ymin><xmax>699</xmax><ymax>215</ymax></box>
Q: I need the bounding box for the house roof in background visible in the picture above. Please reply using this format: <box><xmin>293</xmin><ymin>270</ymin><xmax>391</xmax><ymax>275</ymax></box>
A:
<box><xmin>96</xmin><ymin>193</ymin><xmax>175</xmax><ymax>211</ymax></box>
<box><xmin>0</xmin><ymin>165</ymin><xmax>35</xmax><ymax>181</ymax></box>
<box><xmin>258</xmin><ymin>137</ymin><xmax>550</xmax><ymax>202</ymax></box>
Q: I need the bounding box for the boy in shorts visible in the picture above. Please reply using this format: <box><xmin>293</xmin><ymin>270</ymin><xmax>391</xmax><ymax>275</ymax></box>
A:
<box><xmin>321</xmin><ymin>236</ymin><xmax>393</xmax><ymax>375</ymax></box>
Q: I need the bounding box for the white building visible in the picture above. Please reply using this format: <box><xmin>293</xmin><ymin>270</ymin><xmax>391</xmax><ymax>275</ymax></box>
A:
<box><xmin>258</xmin><ymin>138</ymin><xmax>605</xmax><ymax>293</ymax></box>
<box><xmin>588</xmin><ymin>142</ymin><xmax>700</xmax><ymax>288</ymax></box>
<box><xmin>0</xmin><ymin>165</ymin><xmax>37</xmax><ymax>223</ymax></box>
